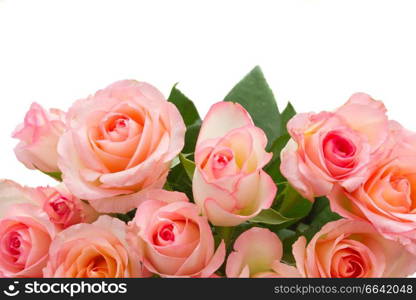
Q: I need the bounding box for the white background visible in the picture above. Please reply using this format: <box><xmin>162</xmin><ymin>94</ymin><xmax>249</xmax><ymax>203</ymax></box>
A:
<box><xmin>1</xmin><ymin>0</ymin><xmax>416</xmax><ymax>188</ymax></box>
<box><xmin>1</xmin><ymin>0</ymin><xmax>416</xmax><ymax>278</ymax></box>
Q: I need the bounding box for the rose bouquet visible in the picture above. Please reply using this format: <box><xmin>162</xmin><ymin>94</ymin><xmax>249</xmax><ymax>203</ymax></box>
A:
<box><xmin>2</xmin><ymin>66</ymin><xmax>416</xmax><ymax>278</ymax></box>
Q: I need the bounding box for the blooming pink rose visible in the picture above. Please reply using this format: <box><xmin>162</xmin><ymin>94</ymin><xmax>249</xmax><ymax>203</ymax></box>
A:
<box><xmin>58</xmin><ymin>80</ymin><xmax>186</xmax><ymax>213</ymax></box>
<box><xmin>0</xmin><ymin>204</ymin><xmax>56</xmax><ymax>278</ymax></box>
<box><xmin>0</xmin><ymin>180</ymin><xmax>58</xmax><ymax>278</ymax></box>
<box><xmin>226</xmin><ymin>227</ymin><xmax>299</xmax><ymax>278</ymax></box>
<box><xmin>329</xmin><ymin>125</ymin><xmax>416</xmax><ymax>254</ymax></box>
<box><xmin>193</xmin><ymin>102</ymin><xmax>276</xmax><ymax>226</ymax></box>
<box><xmin>30</xmin><ymin>184</ymin><xmax>98</xmax><ymax>229</ymax></box>
<box><xmin>13</xmin><ymin>103</ymin><xmax>66</xmax><ymax>173</ymax></box>
<box><xmin>292</xmin><ymin>219</ymin><xmax>416</xmax><ymax>277</ymax></box>
<box><xmin>43</xmin><ymin>215</ymin><xmax>142</xmax><ymax>278</ymax></box>
<box><xmin>280</xmin><ymin>93</ymin><xmax>389</xmax><ymax>201</ymax></box>
<box><xmin>127</xmin><ymin>190</ymin><xmax>225</xmax><ymax>277</ymax></box>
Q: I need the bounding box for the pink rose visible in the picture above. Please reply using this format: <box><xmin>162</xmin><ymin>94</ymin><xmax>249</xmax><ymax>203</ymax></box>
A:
<box><xmin>127</xmin><ymin>190</ymin><xmax>225</xmax><ymax>277</ymax></box>
<box><xmin>0</xmin><ymin>180</ymin><xmax>58</xmax><ymax>277</ymax></box>
<box><xmin>280</xmin><ymin>93</ymin><xmax>389</xmax><ymax>201</ymax></box>
<box><xmin>193</xmin><ymin>102</ymin><xmax>276</xmax><ymax>226</ymax></box>
<box><xmin>292</xmin><ymin>219</ymin><xmax>416</xmax><ymax>277</ymax></box>
<box><xmin>30</xmin><ymin>184</ymin><xmax>98</xmax><ymax>229</ymax></box>
<box><xmin>58</xmin><ymin>80</ymin><xmax>186</xmax><ymax>213</ymax></box>
<box><xmin>13</xmin><ymin>103</ymin><xmax>66</xmax><ymax>173</ymax></box>
<box><xmin>0</xmin><ymin>204</ymin><xmax>56</xmax><ymax>278</ymax></box>
<box><xmin>329</xmin><ymin>125</ymin><xmax>416</xmax><ymax>253</ymax></box>
<box><xmin>226</xmin><ymin>227</ymin><xmax>299</xmax><ymax>278</ymax></box>
<box><xmin>43</xmin><ymin>215</ymin><xmax>142</xmax><ymax>278</ymax></box>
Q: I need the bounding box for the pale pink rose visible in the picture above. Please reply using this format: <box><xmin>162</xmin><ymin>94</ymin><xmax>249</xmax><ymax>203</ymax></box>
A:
<box><xmin>226</xmin><ymin>227</ymin><xmax>299</xmax><ymax>278</ymax></box>
<box><xmin>30</xmin><ymin>184</ymin><xmax>98</xmax><ymax>229</ymax></box>
<box><xmin>43</xmin><ymin>215</ymin><xmax>142</xmax><ymax>278</ymax></box>
<box><xmin>329</xmin><ymin>125</ymin><xmax>416</xmax><ymax>254</ymax></box>
<box><xmin>0</xmin><ymin>203</ymin><xmax>57</xmax><ymax>278</ymax></box>
<box><xmin>0</xmin><ymin>180</ymin><xmax>58</xmax><ymax>278</ymax></box>
<box><xmin>193</xmin><ymin>102</ymin><xmax>277</xmax><ymax>226</ymax></box>
<box><xmin>292</xmin><ymin>219</ymin><xmax>416</xmax><ymax>277</ymax></box>
<box><xmin>127</xmin><ymin>190</ymin><xmax>225</xmax><ymax>277</ymax></box>
<box><xmin>13</xmin><ymin>103</ymin><xmax>66</xmax><ymax>173</ymax></box>
<box><xmin>280</xmin><ymin>93</ymin><xmax>389</xmax><ymax>201</ymax></box>
<box><xmin>58</xmin><ymin>80</ymin><xmax>186</xmax><ymax>213</ymax></box>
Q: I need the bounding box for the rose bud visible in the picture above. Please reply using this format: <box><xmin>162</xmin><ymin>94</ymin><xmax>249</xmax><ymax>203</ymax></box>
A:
<box><xmin>31</xmin><ymin>184</ymin><xmax>98</xmax><ymax>229</ymax></box>
<box><xmin>13</xmin><ymin>103</ymin><xmax>66</xmax><ymax>173</ymax></box>
<box><xmin>226</xmin><ymin>227</ymin><xmax>299</xmax><ymax>278</ymax></box>
<box><xmin>193</xmin><ymin>102</ymin><xmax>276</xmax><ymax>226</ymax></box>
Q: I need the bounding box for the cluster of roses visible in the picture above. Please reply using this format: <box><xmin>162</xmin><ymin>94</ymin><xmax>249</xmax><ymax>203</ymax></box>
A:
<box><xmin>281</xmin><ymin>93</ymin><xmax>416</xmax><ymax>277</ymax></box>
<box><xmin>1</xmin><ymin>77</ymin><xmax>416</xmax><ymax>278</ymax></box>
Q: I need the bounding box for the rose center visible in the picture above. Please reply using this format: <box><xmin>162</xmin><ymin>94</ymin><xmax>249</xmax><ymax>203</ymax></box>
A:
<box><xmin>391</xmin><ymin>177</ymin><xmax>410</xmax><ymax>193</ymax></box>
<box><xmin>378</xmin><ymin>173</ymin><xmax>412</xmax><ymax>211</ymax></box>
<box><xmin>101</xmin><ymin>114</ymin><xmax>133</xmax><ymax>142</ymax></box>
<box><xmin>10</xmin><ymin>237</ymin><xmax>20</xmax><ymax>250</ymax></box>
<box><xmin>51</xmin><ymin>198</ymin><xmax>70</xmax><ymax>216</ymax></box>
<box><xmin>332</xmin><ymin>246</ymin><xmax>367</xmax><ymax>278</ymax></box>
<box><xmin>114</xmin><ymin>118</ymin><xmax>127</xmax><ymax>129</ymax></box>
<box><xmin>213</xmin><ymin>150</ymin><xmax>234</xmax><ymax>169</ymax></box>
<box><xmin>7</xmin><ymin>232</ymin><xmax>22</xmax><ymax>255</ymax></box>
<box><xmin>109</xmin><ymin>117</ymin><xmax>129</xmax><ymax>132</ymax></box>
<box><xmin>325</xmin><ymin>133</ymin><xmax>356</xmax><ymax>158</ymax></box>
<box><xmin>343</xmin><ymin>257</ymin><xmax>364</xmax><ymax>277</ymax></box>
<box><xmin>336</xmin><ymin>140</ymin><xmax>354</xmax><ymax>157</ymax></box>
<box><xmin>159</xmin><ymin>224</ymin><xmax>175</xmax><ymax>242</ymax></box>
<box><xmin>87</xmin><ymin>255</ymin><xmax>109</xmax><ymax>277</ymax></box>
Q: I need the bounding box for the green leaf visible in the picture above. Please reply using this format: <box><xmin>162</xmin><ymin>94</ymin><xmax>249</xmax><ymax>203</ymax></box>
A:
<box><xmin>248</xmin><ymin>184</ymin><xmax>312</xmax><ymax>230</ymax></box>
<box><xmin>110</xmin><ymin>208</ymin><xmax>136</xmax><ymax>223</ymax></box>
<box><xmin>170</xmin><ymin>153</ymin><xmax>192</xmax><ymax>169</ymax></box>
<box><xmin>277</xmin><ymin>184</ymin><xmax>313</xmax><ymax>219</ymax></box>
<box><xmin>165</xmin><ymin>153</ymin><xmax>195</xmax><ymax>199</ymax></box>
<box><xmin>179</xmin><ymin>153</ymin><xmax>195</xmax><ymax>180</ymax></box>
<box><xmin>183</xmin><ymin>122</ymin><xmax>201</xmax><ymax>153</ymax></box>
<box><xmin>41</xmin><ymin>171</ymin><xmax>62</xmax><ymax>182</ymax></box>
<box><xmin>249</xmin><ymin>208</ymin><xmax>292</xmax><ymax>225</ymax></box>
<box><xmin>166</xmin><ymin>160</ymin><xmax>193</xmax><ymax>200</ymax></box>
<box><xmin>262</xmin><ymin>103</ymin><xmax>295</xmax><ymax>184</ymax></box>
<box><xmin>264</xmin><ymin>133</ymin><xmax>290</xmax><ymax>183</ymax></box>
<box><xmin>306</xmin><ymin>197</ymin><xmax>341</xmax><ymax>223</ymax></box>
<box><xmin>170</xmin><ymin>156</ymin><xmax>180</xmax><ymax>169</ymax></box>
<box><xmin>168</xmin><ymin>84</ymin><xmax>200</xmax><ymax>126</ymax></box>
<box><xmin>276</xmin><ymin>228</ymin><xmax>298</xmax><ymax>265</ymax></box>
<box><xmin>268</xmin><ymin>183</ymin><xmax>312</xmax><ymax>230</ymax></box>
<box><xmin>280</xmin><ymin>102</ymin><xmax>296</xmax><ymax>136</ymax></box>
<box><xmin>168</xmin><ymin>84</ymin><xmax>201</xmax><ymax>153</ymax></box>
<box><xmin>215</xmin><ymin>226</ymin><xmax>235</xmax><ymax>251</ymax></box>
<box><xmin>224</xmin><ymin>66</ymin><xmax>281</xmax><ymax>149</ymax></box>
<box><xmin>163</xmin><ymin>181</ymin><xmax>173</xmax><ymax>191</ymax></box>
<box><xmin>302</xmin><ymin>197</ymin><xmax>342</xmax><ymax>241</ymax></box>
